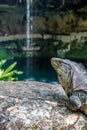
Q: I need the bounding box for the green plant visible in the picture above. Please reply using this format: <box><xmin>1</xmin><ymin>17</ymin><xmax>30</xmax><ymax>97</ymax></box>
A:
<box><xmin>0</xmin><ymin>60</ymin><xmax>23</xmax><ymax>81</ymax></box>
<box><xmin>0</xmin><ymin>45</ymin><xmax>12</xmax><ymax>59</ymax></box>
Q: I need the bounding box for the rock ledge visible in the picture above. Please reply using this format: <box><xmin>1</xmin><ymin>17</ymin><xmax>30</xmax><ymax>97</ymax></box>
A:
<box><xmin>0</xmin><ymin>81</ymin><xmax>87</xmax><ymax>130</ymax></box>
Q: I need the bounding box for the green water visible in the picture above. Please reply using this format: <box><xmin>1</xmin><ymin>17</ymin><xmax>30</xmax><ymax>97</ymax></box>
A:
<box><xmin>5</xmin><ymin>57</ymin><xmax>58</xmax><ymax>83</ymax></box>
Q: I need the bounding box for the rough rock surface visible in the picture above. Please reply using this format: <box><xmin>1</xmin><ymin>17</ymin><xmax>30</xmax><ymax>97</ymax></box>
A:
<box><xmin>0</xmin><ymin>81</ymin><xmax>87</xmax><ymax>130</ymax></box>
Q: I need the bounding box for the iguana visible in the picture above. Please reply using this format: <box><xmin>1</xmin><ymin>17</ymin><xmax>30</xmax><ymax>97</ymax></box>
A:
<box><xmin>51</xmin><ymin>57</ymin><xmax>87</xmax><ymax>115</ymax></box>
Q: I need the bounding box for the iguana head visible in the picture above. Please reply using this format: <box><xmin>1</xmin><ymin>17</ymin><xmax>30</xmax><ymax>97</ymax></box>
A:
<box><xmin>51</xmin><ymin>58</ymin><xmax>73</xmax><ymax>96</ymax></box>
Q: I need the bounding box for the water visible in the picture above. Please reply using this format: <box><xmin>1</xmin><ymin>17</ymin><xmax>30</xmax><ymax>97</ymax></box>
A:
<box><xmin>26</xmin><ymin>0</ymin><xmax>31</xmax><ymax>49</ymax></box>
<box><xmin>3</xmin><ymin>57</ymin><xmax>87</xmax><ymax>83</ymax></box>
<box><xmin>5</xmin><ymin>57</ymin><xmax>58</xmax><ymax>83</ymax></box>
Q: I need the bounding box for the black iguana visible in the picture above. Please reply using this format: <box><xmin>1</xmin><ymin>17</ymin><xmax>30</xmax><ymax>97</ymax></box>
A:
<box><xmin>51</xmin><ymin>57</ymin><xmax>87</xmax><ymax>115</ymax></box>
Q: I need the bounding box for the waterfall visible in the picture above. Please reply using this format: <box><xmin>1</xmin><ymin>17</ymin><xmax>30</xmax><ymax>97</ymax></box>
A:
<box><xmin>26</xmin><ymin>0</ymin><xmax>39</xmax><ymax>56</ymax></box>
<box><xmin>26</xmin><ymin>0</ymin><xmax>31</xmax><ymax>49</ymax></box>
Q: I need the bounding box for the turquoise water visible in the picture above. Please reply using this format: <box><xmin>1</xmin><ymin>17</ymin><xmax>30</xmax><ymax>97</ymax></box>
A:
<box><xmin>4</xmin><ymin>57</ymin><xmax>87</xmax><ymax>83</ymax></box>
<box><xmin>5</xmin><ymin>57</ymin><xmax>58</xmax><ymax>83</ymax></box>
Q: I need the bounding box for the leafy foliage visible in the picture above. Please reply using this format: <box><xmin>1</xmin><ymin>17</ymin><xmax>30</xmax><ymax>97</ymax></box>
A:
<box><xmin>0</xmin><ymin>45</ymin><xmax>12</xmax><ymax>60</ymax></box>
<box><xmin>65</xmin><ymin>39</ymin><xmax>87</xmax><ymax>60</ymax></box>
<box><xmin>0</xmin><ymin>60</ymin><xmax>23</xmax><ymax>81</ymax></box>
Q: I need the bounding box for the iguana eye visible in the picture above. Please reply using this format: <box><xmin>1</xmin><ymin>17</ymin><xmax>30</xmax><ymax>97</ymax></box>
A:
<box><xmin>58</xmin><ymin>74</ymin><xmax>63</xmax><ymax>80</ymax></box>
<box><xmin>59</xmin><ymin>61</ymin><xmax>62</xmax><ymax>64</ymax></box>
<box><xmin>58</xmin><ymin>74</ymin><xmax>62</xmax><ymax>77</ymax></box>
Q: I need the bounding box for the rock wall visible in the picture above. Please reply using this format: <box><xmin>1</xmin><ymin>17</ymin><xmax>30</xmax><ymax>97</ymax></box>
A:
<box><xmin>0</xmin><ymin>81</ymin><xmax>87</xmax><ymax>130</ymax></box>
<box><xmin>32</xmin><ymin>15</ymin><xmax>87</xmax><ymax>34</ymax></box>
<box><xmin>0</xmin><ymin>4</ymin><xmax>87</xmax><ymax>36</ymax></box>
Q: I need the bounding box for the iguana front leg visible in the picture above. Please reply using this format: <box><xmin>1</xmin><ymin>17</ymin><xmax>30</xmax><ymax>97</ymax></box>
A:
<box><xmin>67</xmin><ymin>95</ymin><xmax>87</xmax><ymax>115</ymax></box>
<box><xmin>67</xmin><ymin>95</ymin><xmax>81</xmax><ymax>111</ymax></box>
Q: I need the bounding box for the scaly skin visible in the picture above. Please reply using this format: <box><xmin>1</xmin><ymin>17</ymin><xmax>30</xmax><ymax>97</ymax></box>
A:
<box><xmin>51</xmin><ymin>57</ymin><xmax>87</xmax><ymax>115</ymax></box>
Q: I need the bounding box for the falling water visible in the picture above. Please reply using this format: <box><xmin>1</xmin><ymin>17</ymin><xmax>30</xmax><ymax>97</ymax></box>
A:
<box><xmin>26</xmin><ymin>0</ymin><xmax>33</xmax><ymax>78</ymax></box>
<box><xmin>26</xmin><ymin>0</ymin><xmax>31</xmax><ymax>49</ymax></box>
<box><xmin>26</xmin><ymin>0</ymin><xmax>39</xmax><ymax>54</ymax></box>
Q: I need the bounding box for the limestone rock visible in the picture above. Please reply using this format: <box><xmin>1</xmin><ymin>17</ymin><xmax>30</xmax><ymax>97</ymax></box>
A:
<box><xmin>47</xmin><ymin>15</ymin><xmax>62</xmax><ymax>34</ymax></box>
<box><xmin>33</xmin><ymin>16</ymin><xmax>46</xmax><ymax>33</ymax></box>
<box><xmin>0</xmin><ymin>81</ymin><xmax>87</xmax><ymax>130</ymax></box>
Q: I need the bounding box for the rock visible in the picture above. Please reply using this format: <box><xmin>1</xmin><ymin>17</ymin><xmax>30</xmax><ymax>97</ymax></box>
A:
<box><xmin>76</xmin><ymin>18</ymin><xmax>87</xmax><ymax>31</ymax></box>
<box><xmin>0</xmin><ymin>81</ymin><xmax>87</xmax><ymax>130</ymax></box>
<box><xmin>47</xmin><ymin>15</ymin><xmax>62</xmax><ymax>34</ymax></box>
<box><xmin>33</xmin><ymin>16</ymin><xmax>46</xmax><ymax>33</ymax></box>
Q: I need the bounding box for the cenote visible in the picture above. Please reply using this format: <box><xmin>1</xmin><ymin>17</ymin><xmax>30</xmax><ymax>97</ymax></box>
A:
<box><xmin>4</xmin><ymin>57</ymin><xmax>58</xmax><ymax>83</ymax></box>
<box><xmin>3</xmin><ymin>57</ymin><xmax>87</xmax><ymax>83</ymax></box>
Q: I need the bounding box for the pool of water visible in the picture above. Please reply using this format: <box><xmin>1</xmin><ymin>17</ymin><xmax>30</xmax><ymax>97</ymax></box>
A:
<box><xmin>4</xmin><ymin>57</ymin><xmax>87</xmax><ymax>83</ymax></box>
<box><xmin>5</xmin><ymin>57</ymin><xmax>58</xmax><ymax>83</ymax></box>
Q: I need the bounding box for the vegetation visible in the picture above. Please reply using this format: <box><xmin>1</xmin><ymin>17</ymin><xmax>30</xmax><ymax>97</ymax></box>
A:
<box><xmin>0</xmin><ymin>45</ymin><xmax>12</xmax><ymax>59</ymax></box>
<box><xmin>65</xmin><ymin>39</ymin><xmax>87</xmax><ymax>60</ymax></box>
<box><xmin>37</xmin><ymin>39</ymin><xmax>58</xmax><ymax>57</ymax></box>
<box><xmin>0</xmin><ymin>60</ymin><xmax>23</xmax><ymax>81</ymax></box>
